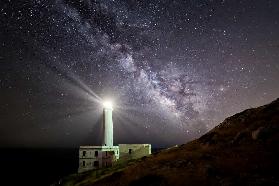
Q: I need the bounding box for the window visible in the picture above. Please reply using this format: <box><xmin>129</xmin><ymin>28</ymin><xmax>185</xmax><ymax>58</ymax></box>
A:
<box><xmin>129</xmin><ymin>149</ymin><xmax>132</xmax><ymax>154</ymax></box>
<box><xmin>95</xmin><ymin>151</ymin><xmax>98</xmax><ymax>157</ymax></box>
<box><xmin>83</xmin><ymin>151</ymin><xmax>86</xmax><ymax>156</ymax></box>
<box><xmin>94</xmin><ymin>161</ymin><xmax>99</xmax><ymax>168</ymax></box>
<box><xmin>82</xmin><ymin>161</ymin><xmax>85</xmax><ymax>167</ymax></box>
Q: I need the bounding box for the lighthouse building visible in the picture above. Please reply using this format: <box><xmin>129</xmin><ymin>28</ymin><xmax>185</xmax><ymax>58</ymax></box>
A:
<box><xmin>78</xmin><ymin>101</ymin><xmax>151</xmax><ymax>173</ymax></box>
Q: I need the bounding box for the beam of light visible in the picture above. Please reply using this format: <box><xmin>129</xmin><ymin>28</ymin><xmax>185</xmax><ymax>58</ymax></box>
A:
<box><xmin>41</xmin><ymin>55</ymin><xmax>102</xmax><ymax>104</ymax></box>
<box><xmin>113</xmin><ymin>113</ymin><xmax>143</xmax><ymax>143</ymax></box>
<box><xmin>38</xmin><ymin>105</ymin><xmax>102</xmax><ymax>127</ymax></box>
<box><xmin>116</xmin><ymin>104</ymin><xmax>154</xmax><ymax>113</ymax></box>
<box><xmin>66</xmin><ymin>71</ymin><xmax>102</xmax><ymax>103</ymax></box>
<box><xmin>115</xmin><ymin>109</ymin><xmax>147</xmax><ymax>128</ymax></box>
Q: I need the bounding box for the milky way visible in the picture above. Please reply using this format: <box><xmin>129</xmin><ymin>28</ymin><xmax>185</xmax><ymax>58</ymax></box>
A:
<box><xmin>1</xmin><ymin>0</ymin><xmax>279</xmax><ymax>147</ymax></box>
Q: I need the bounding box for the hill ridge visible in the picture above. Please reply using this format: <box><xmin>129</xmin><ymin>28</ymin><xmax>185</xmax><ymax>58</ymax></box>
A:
<box><xmin>62</xmin><ymin>98</ymin><xmax>279</xmax><ymax>186</ymax></box>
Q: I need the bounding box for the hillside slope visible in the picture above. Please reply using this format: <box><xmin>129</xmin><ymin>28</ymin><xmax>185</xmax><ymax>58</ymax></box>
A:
<box><xmin>71</xmin><ymin>98</ymin><xmax>279</xmax><ymax>186</ymax></box>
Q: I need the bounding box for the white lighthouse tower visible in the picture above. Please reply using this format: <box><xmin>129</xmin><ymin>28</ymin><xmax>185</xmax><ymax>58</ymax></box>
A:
<box><xmin>102</xmin><ymin>101</ymin><xmax>113</xmax><ymax>146</ymax></box>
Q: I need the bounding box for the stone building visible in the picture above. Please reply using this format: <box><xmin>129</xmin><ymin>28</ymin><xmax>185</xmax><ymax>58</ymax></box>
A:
<box><xmin>119</xmin><ymin>144</ymin><xmax>151</xmax><ymax>161</ymax></box>
<box><xmin>78</xmin><ymin>146</ymin><xmax>119</xmax><ymax>173</ymax></box>
<box><xmin>78</xmin><ymin>101</ymin><xmax>151</xmax><ymax>173</ymax></box>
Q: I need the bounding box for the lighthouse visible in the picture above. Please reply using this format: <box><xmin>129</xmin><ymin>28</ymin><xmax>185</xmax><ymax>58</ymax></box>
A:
<box><xmin>78</xmin><ymin>99</ymin><xmax>151</xmax><ymax>173</ymax></box>
<box><xmin>102</xmin><ymin>101</ymin><xmax>113</xmax><ymax>146</ymax></box>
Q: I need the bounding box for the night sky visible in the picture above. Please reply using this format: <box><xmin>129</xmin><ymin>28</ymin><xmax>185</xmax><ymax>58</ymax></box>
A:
<box><xmin>1</xmin><ymin>0</ymin><xmax>279</xmax><ymax>147</ymax></box>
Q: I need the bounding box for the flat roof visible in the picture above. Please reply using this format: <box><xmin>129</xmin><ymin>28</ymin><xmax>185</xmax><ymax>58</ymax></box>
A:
<box><xmin>118</xmin><ymin>144</ymin><xmax>151</xmax><ymax>145</ymax></box>
<box><xmin>79</xmin><ymin>145</ymin><xmax>119</xmax><ymax>149</ymax></box>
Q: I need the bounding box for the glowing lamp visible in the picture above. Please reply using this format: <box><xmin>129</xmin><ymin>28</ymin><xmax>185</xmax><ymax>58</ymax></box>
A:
<box><xmin>103</xmin><ymin>100</ymin><xmax>113</xmax><ymax>109</ymax></box>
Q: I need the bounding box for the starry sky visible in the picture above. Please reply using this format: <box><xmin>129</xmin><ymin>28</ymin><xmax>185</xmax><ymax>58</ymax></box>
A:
<box><xmin>1</xmin><ymin>0</ymin><xmax>279</xmax><ymax>148</ymax></box>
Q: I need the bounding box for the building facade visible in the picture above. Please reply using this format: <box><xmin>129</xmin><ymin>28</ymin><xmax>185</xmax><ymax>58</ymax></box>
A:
<box><xmin>78</xmin><ymin>146</ymin><xmax>119</xmax><ymax>173</ymax></box>
<box><xmin>119</xmin><ymin>144</ymin><xmax>151</xmax><ymax>161</ymax></box>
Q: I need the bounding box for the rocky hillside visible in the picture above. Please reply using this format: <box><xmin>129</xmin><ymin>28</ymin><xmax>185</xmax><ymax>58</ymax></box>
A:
<box><xmin>66</xmin><ymin>98</ymin><xmax>279</xmax><ymax>186</ymax></box>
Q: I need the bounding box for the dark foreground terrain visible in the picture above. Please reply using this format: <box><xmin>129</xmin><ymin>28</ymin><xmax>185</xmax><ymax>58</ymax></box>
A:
<box><xmin>0</xmin><ymin>148</ymin><xmax>78</xmax><ymax>186</ymax></box>
<box><xmin>64</xmin><ymin>98</ymin><xmax>279</xmax><ymax>186</ymax></box>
